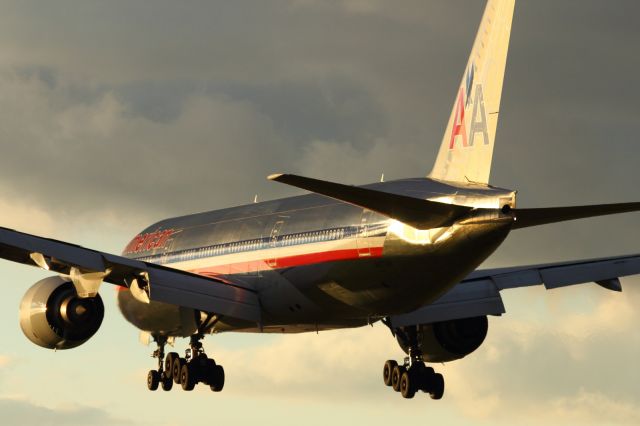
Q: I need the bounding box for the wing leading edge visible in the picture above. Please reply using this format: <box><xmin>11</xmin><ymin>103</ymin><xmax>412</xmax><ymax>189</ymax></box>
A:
<box><xmin>390</xmin><ymin>254</ymin><xmax>640</xmax><ymax>327</ymax></box>
<box><xmin>0</xmin><ymin>226</ymin><xmax>261</xmax><ymax>323</ymax></box>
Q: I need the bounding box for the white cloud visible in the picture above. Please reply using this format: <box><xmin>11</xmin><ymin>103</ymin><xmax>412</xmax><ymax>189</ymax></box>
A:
<box><xmin>0</xmin><ymin>355</ymin><xmax>11</xmax><ymax>368</ymax></box>
<box><xmin>0</xmin><ymin>197</ymin><xmax>54</xmax><ymax>236</ymax></box>
<box><xmin>197</xmin><ymin>281</ymin><xmax>640</xmax><ymax>426</ymax></box>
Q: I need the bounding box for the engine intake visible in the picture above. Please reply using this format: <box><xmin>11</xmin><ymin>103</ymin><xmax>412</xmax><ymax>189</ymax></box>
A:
<box><xmin>20</xmin><ymin>276</ymin><xmax>104</xmax><ymax>350</ymax></box>
<box><xmin>397</xmin><ymin>316</ymin><xmax>488</xmax><ymax>363</ymax></box>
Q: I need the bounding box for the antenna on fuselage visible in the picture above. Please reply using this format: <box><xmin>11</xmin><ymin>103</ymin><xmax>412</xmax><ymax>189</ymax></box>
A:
<box><xmin>254</xmin><ymin>194</ymin><xmax>258</xmax><ymax>203</ymax></box>
<box><xmin>380</xmin><ymin>173</ymin><xmax>385</xmax><ymax>183</ymax></box>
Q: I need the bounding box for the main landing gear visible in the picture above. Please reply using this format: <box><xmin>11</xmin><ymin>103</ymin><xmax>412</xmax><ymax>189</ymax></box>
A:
<box><xmin>147</xmin><ymin>333</ymin><xmax>225</xmax><ymax>392</ymax></box>
<box><xmin>382</xmin><ymin>325</ymin><xmax>445</xmax><ymax>400</ymax></box>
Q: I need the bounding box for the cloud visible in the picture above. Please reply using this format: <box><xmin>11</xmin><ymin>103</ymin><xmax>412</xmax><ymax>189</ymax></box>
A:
<box><xmin>0</xmin><ymin>398</ymin><xmax>137</xmax><ymax>426</ymax></box>
<box><xmin>0</xmin><ymin>70</ymin><xmax>298</xmax><ymax>228</ymax></box>
<box><xmin>443</xmin><ymin>281</ymin><xmax>640</xmax><ymax>425</ymax></box>
<box><xmin>207</xmin><ymin>325</ymin><xmax>396</xmax><ymax>401</ymax></box>
<box><xmin>0</xmin><ymin>355</ymin><xmax>12</xmax><ymax>368</ymax></box>
<box><xmin>0</xmin><ymin>1</ymin><xmax>639</xmax><ymax>425</ymax></box>
<box><xmin>200</xmin><ymin>280</ymin><xmax>640</xmax><ymax>426</ymax></box>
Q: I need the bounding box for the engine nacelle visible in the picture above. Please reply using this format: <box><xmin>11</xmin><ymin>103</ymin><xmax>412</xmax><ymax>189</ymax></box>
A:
<box><xmin>397</xmin><ymin>316</ymin><xmax>488</xmax><ymax>363</ymax></box>
<box><xmin>20</xmin><ymin>276</ymin><xmax>104</xmax><ymax>350</ymax></box>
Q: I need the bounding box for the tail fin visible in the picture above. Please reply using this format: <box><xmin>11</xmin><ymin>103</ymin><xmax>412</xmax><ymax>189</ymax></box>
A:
<box><xmin>429</xmin><ymin>0</ymin><xmax>515</xmax><ymax>184</ymax></box>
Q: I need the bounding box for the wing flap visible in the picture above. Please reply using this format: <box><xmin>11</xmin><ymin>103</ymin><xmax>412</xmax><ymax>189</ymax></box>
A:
<box><xmin>268</xmin><ymin>173</ymin><xmax>473</xmax><ymax>229</ymax></box>
<box><xmin>0</xmin><ymin>226</ymin><xmax>261</xmax><ymax>322</ymax></box>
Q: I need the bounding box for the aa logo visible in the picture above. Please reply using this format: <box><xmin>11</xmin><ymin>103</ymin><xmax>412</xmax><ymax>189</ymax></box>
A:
<box><xmin>449</xmin><ymin>84</ymin><xmax>489</xmax><ymax>149</ymax></box>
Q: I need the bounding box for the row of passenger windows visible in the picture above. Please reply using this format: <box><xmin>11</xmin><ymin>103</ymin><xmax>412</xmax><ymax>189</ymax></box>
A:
<box><xmin>138</xmin><ymin>228</ymin><xmax>349</xmax><ymax>264</ymax></box>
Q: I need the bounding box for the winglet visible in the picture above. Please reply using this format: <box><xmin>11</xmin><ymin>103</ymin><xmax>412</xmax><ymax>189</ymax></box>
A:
<box><xmin>267</xmin><ymin>173</ymin><xmax>284</xmax><ymax>181</ymax></box>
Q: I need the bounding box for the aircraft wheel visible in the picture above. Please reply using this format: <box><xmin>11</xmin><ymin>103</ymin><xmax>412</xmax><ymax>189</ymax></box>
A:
<box><xmin>428</xmin><ymin>373</ymin><xmax>445</xmax><ymax>400</ymax></box>
<box><xmin>173</xmin><ymin>357</ymin><xmax>186</xmax><ymax>384</ymax></box>
<box><xmin>161</xmin><ymin>372</ymin><xmax>173</xmax><ymax>391</ymax></box>
<box><xmin>383</xmin><ymin>360</ymin><xmax>397</xmax><ymax>387</ymax></box>
<box><xmin>203</xmin><ymin>359</ymin><xmax>216</xmax><ymax>384</ymax></box>
<box><xmin>165</xmin><ymin>352</ymin><xmax>178</xmax><ymax>377</ymax></box>
<box><xmin>391</xmin><ymin>365</ymin><xmax>405</xmax><ymax>392</ymax></box>
<box><xmin>400</xmin><ymin>370</ymin><xmax>416</xmax><ymax>399</ymax></box>
<box><xmin>181</xmin><ymin>364</ymin><xmax>196</xmax><ymax>391</ymax></box>
<box><xmin>209</xmin><ymin>365</ymin><xmax>225</xmax><ymax>392</ymax></box>
<box><xmin>147</xmin><ymin>370</ymin><xmax>160</xmax><ymax>391</ymax></box>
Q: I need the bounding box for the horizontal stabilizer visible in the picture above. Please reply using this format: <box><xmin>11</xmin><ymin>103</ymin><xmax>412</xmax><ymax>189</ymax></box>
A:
<box><xmin>513</xmin><ymin>202</ymin><xmax>640</xmax><ymax>229</ymax></box>
<box><xmin>268</xmin><ymin>173</ymin><xmax>473</xmax><ymax>230</ymax></box>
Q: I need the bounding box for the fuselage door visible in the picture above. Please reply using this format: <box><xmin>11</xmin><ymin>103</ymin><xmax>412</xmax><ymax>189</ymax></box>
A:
<box><xmin>357</xmin><ymin>210</ymin><xmax>373</xmax><ymax>257</ymax></box>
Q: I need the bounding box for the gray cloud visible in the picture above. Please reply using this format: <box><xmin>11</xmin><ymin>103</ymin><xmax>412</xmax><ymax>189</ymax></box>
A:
<box><xmin>207</xmin><ymin>281</ymin><xmax>640</xmax><ymax>426</ymax></box>
<box><xmin>0</xmin><ymin>1</ymin><xmax>639</xmax><ymax>424</ymax></box>
<box><xmin>0</xmin><ymin>399</ymin><xmax>137</xmax><ymax>426</ymax></box>
<box><xmin>0</xmin><ymin>1</ymin><xmax>638</xmax><ymax>227</ymax></box>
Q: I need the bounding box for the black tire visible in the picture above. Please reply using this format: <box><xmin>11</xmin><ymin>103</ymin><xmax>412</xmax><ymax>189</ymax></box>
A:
<box><xmin>181</xmin><ymin>364</ymin><xmax>196</xmax><ymax>391</ymax></box>
<box><xmin>400</xmin><ymin>370</ymin><xmax>416</xmax><ymax>399</ymax></box>
<box><xmin>391</xmin><ymin>365</ymin><xmax>405</xmax><ymax>392</ymax></box>
<box><xmin>429</xmin><ymin>373</ymin><xmax>445</xmax><ymax>400</ymax></box>
<box><xmin>173</xmin><ymin>357</ymin><xmax>186</xmax><ymax>384</ymax></box>
<box><xmin>147</xmin><ymin>370</ymin><xmax>160</xmax><ymax>391</ymax></box>
<box><xmin>192</xmin><ymin>355</ymin><xmax>210</xmax><ymax>383</ymax></box>
<box><xmin>209</xmin><ymin>365</ymin><xmax>225</xmax><ymax>392</ymax></box>
<box><xmin>383</xmin><ymin>360</ymin><xmax>397</xmax><ymax>387</ymax></box>
<box><xmin>165</xmin><ymin>352</ymin><xmax>178</xmax><ymax>376</ymax></box>
<box><xmin>161</xmin><ymin>372</ymin><xmax>173</xmax><ymax>391</ymax></box>
<box><xmin>203</xmin><ymin>359</ymin><xmax>217</xmax><ymax>385</ymax></box>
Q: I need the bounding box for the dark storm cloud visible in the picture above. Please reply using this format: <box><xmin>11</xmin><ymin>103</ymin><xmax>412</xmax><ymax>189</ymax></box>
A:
<box><xmin>0</xmin><ymin>2</ymin><xmax>639</xmax><ymax>423</ymax></box>
<box><xmin>0</xmin><ymin>0</ymin><xmax>636</xmax><ymax>245</ymax></box>
<box><xmin>0</xmin><ymin>1</ymin><xmax>637</xmax><ymax>235</ymax></box>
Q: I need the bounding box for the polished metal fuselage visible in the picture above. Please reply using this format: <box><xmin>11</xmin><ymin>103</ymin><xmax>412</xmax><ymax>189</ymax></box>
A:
<box><xmin>117</xmin><ymin>178</ymin><xmax>516</xmax><ymax>336</ymax></box>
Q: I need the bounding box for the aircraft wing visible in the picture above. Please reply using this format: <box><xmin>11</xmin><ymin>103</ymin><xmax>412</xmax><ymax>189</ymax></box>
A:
<box><xmin>390</xmin><ymin>254</ymin><xmax>640</xmax><ymax>327</ymax></box>
<box><xmin>0</xmin><ymin>226</ymin><xmax>261</xmax><ymax>323</ymax></box>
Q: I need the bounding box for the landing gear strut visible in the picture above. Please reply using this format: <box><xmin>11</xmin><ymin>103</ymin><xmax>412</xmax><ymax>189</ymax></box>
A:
<box><xmin>147</xmin><ymin>333</ymin><xmax>225</xmax><ymax>392</ymax></box>
<box><xmin>147</xmin><ymin>336</ymin><xmax>173</xmax><ymax>391</ymax></box>
<box><xmin>382</xmin><ymin>324</ymin><xmax>445</xmax><ymax>400</ymax></box>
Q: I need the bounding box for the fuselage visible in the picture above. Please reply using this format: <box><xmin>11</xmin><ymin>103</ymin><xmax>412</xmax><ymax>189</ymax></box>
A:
<box><xmin>117</xmin><ymin>178</ymin><xmax>516</xmax><ymax>337</ymax></box>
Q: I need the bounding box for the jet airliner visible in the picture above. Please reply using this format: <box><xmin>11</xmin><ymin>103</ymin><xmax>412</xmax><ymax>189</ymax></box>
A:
<box><xmin>3</xmin><ymin>0</ymin><xmax>640</xmax><ymax>399</ymax></box>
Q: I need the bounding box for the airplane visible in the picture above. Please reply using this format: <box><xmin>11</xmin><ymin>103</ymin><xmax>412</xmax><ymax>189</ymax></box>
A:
<box><xmin>2</xmin><ymin>0</ymin><xmax>640</xmax><ymax>400</ymax></box>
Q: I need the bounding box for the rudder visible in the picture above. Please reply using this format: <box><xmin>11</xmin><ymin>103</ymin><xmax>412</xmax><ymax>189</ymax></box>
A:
<box><xmin>429</xmin><ymin>0</ymin><xmax>515</xmax><ymax>184</ymax></box>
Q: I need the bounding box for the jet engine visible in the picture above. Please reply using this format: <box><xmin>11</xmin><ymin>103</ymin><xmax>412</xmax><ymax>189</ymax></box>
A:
<box><xmin>397</xmin><ymin>316</ymin><xmax>488</xmax><ymax>363</ymax></box>
<box><xmin>19</xmin><ymin>276</ymin><xmax>104</xmax><ymax>350</ymax></box>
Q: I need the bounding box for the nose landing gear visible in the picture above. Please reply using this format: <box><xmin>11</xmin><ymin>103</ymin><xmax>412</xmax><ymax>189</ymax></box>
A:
<box><xmin>147</xmin><ymin>333</ymin><xmax>225</xmax><ymax>392</ymax></box>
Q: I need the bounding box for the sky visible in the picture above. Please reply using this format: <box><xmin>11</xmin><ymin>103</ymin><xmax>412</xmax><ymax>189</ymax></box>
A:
<box><xmin>0</xmin><ymin>0</ymin><xmax>639</xmax><ymax>425</ymax></box>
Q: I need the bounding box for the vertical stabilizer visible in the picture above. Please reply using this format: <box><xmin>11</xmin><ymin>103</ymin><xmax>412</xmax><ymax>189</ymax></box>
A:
<box><xmin>429</xmin><ymin>0</ymin><xmax>515</xmax><ymax>184</ymax></box>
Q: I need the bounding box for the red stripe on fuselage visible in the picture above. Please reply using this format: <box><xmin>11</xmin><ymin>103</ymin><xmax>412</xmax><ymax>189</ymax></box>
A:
<box><xmin>189</xmin><ymin>246</ymin><xmax>384</xmax><ymax>276</ymax></box>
